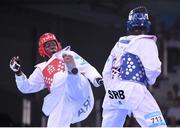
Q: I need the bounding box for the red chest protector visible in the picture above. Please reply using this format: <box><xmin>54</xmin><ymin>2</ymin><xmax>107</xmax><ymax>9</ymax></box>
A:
<box><xmin>42</xmin><ymin>58</ymin><xmax>65</xmax><ymax>90</ymax></box>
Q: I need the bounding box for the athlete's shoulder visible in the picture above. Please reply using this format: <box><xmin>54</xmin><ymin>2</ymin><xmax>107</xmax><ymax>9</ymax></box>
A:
<box><xmin>137</xmin><ymin>35</ymin><xmax>157</xmax><ymax>42</ymax></box>
<box><xmin>118</xmin><ymin>35</ymin><xmax>136</xmax><ymax>44</ymax></box>
<box><xmin>34</xmin><ymin>61</ymin><xmax>47</xmax><ymax>68</ymax></box>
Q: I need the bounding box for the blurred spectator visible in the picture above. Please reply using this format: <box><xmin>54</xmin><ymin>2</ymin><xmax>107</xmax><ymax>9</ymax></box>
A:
<box><xmin>172</xmin><ymin>83</ymin><xmax>180</xmax><ymax>99</ymax></box>
<box><xmin>165</xmin><ymin>90</ymin><xmax>175</xmax><ymax>108</ymax></box>
<box><xmin>166</xmin><ymin>97</ymin><xmax>180</xmax><ymax>126</ymax></box>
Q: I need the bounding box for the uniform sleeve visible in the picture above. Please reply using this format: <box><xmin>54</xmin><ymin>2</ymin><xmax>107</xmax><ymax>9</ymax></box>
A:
<box><xmin>102</xmin><ymin>55</ymin><xmax>112</xmax><ymax>79</ymax></box>
<box><xmin>72</xmin><ymin>51</ymin><xmax>102</xmax><ymax>87</ymax></box>
<box><xmin>102</xmin><ymin>43</ymin><xmax>118</xmax><ymax>88</ymax></box>
<box><xmin>102</xmin><ymin>55</ymin><xmax>113</xmax><ymax>88</ymax></box>
<box><xmin>128</xmin><ymin>38</ymin><xmax>161</xmax><ymax>85</ymax></box>
<box><xmin>15</xmin><ymin>67</ymin><xmax>46</xmax><ymax>93</ymax></box>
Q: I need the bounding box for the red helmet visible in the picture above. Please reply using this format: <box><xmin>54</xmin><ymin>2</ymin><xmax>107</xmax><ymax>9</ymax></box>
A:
<box><xmin>38</xmin><ymin>33</ymin><xmax>62</xmax><ymax>58</ymax></box>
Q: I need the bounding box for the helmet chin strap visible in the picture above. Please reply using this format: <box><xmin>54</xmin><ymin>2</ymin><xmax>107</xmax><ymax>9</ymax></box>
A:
<box><xmin>44</xmin><ymin>50</ymin><xmax>55</xmax><ymax>58</ymax></box>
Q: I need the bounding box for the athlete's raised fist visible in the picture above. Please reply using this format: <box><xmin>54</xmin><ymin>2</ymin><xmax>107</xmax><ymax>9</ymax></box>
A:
<box><xmin>9</xmin><ymin>56</ymin><xmax>22</xmax><ymax>75</ymax></box>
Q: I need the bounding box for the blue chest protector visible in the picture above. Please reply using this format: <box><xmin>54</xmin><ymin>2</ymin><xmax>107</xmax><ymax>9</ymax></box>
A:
<box><xmin>119</xmin><ymin>52</ymin><xmax>148</xmax><ymax>85</ymax></box>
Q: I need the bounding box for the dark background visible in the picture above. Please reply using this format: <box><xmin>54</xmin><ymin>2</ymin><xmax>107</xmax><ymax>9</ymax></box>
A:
<box><xmin>0</xmin><ymin>0</ymin><xmax>180</xmax><ymax>126</ymax></box>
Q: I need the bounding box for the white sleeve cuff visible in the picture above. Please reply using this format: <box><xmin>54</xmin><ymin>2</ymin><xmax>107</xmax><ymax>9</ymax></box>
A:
<box><xmin>15</xmin><ymin>73</ymin><xmax>27</xmax><ymax>81</ymax></box>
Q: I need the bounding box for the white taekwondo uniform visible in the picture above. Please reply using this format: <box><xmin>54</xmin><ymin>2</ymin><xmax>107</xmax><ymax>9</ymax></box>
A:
<box><xmin>102</xmin><ymin>35</ymin><xmax>167</xmax><ymax>127</ymax></box>
<box><xmin>15</xmin><ymin>46</ymin><xmax>101</xmax><ymax>127</ymax></box>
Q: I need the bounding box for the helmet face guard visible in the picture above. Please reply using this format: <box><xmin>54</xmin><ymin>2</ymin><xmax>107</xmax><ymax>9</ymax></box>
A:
<box><xmin>127</xmin><ymin>6</ymin><xmax>151</xmax><ymax>33</ymax></box>
<box><xmin>38</xmin><ymin>33</ymin><xmax>62</xmax><ymax>58</ymax></box>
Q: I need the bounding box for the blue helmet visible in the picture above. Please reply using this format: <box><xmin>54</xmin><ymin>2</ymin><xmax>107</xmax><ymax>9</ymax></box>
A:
<box><xmin>127</xmin><ymin>6</ymin><xmax>151</xmax><ymax>32</ymax></box>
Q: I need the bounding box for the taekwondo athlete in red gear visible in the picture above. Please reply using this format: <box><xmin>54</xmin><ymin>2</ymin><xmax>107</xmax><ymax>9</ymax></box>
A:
<box><xmin>9</xmin><ymin>33</ymin><xmax>103</xmax><ymax>127</ymax></box>
<box><xmin>101</xmin><ymin>6</ymin><xmax>167</xmax><ymax>127</ymax></box>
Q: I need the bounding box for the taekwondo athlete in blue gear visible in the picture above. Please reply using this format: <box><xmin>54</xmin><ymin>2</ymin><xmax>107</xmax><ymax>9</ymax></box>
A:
<box><xmin>101</xmin><ymin>6</ymin><xmax>167</xmax><ymax>127</ymax></box>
